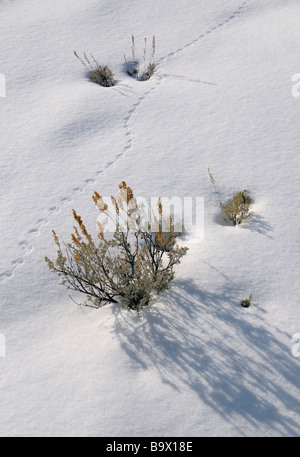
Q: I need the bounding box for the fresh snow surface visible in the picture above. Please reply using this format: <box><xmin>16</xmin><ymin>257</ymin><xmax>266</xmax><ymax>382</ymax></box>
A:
<box><xmin>0</xmin><ymin>0</ymin><xmax>300</xmax><ymax>437</ymax></box>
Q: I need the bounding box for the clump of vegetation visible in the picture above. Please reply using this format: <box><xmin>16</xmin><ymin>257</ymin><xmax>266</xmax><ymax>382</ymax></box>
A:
<box><xmin>241</xmin><ymin>295</ymin><xmax>253</xmax><ymax>308</ymax></box>
<box><xmin>74</xmin><ymin>51</ymin><xmax>117</xmax><ymax>87</ymax></box>
<box><xmin>220</xmin><ymin>189</ymin><xmax>252</xmax><ymax>226</ymax></box>
<box><xmin>45</xmin><ymin>182</ymin><xmax>188</xmax><ymax>313</ymax></box>
<box><xmin>124</xmin><ymin>35</ymin><xmax>138</xmax><ymax>77</ymax></box>
<box><xmin>140</xmin><ymin>62</ymin><xmax>156</xmax><ymax>81</ymax></box>
<box><xmin>124</xmin><ymin>35</ymin><xmax>156</xmax><ymax>81</ymax></box>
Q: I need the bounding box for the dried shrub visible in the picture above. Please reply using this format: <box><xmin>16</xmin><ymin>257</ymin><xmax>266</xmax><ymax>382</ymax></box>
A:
<box><xmin>74</xmin><ymin>51</ymin><xmax>116</xmax><ymax>87</ymax></box>
<box><xmin>220</xmin><ymin>189</ymin><xmax>252</xmax><ymax>226</ymax></box>
<box><xmin>45</xmin><ymin>182</ymin><xmax>188</xmax><ymax>313</ymax></box>
<box><xmin>124</xmin><ymin>35</ymin><xmax>156</xmax><ymax>81</ymax></box>
<box><xmin>241</xmin><ymin>295</ymin><xmax>253</xmax><ymax>308</ymax></box>
<box><xmin>139</xmin><ymin>63</ymin><xmax>156</xmax><ymax>81</ymax></box>
<box><xmin>208</xmin><ymin>167</ymin><xmax>217</xmax><ymax>193</ymax></box>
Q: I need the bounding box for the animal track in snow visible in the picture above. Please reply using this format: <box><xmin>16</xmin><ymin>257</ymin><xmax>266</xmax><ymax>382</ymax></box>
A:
<box><xmin>157</xmin><ymin>0</ymin><xmax>250</xmax><ymax>66</ymax></box>
<box><xmin>0</xmin><ymin>1</ymin><xmax>251</xmax><ymax>283</ymax></box>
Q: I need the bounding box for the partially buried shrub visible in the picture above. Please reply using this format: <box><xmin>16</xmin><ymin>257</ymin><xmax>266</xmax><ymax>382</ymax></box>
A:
<box><xmin>74</xmin><ymin>51</ymin><xmax>116</xmax><ymax>87</ymax></box>
<box><xmin>220</xmin><ymin>189</ymin><xmax>252</xmax><ymax>226</ymax></box>
<box><xmin>45</xmin><ymin>182</ymin><xmax>188</xmax><ymax>313</ymax></box>
<box><xmin>124</xmin><ymin>35</ymin><xmax>156</xmax><ymax>81</ymax></box>
<box><xmin>241</xmin><ymin>295</ymin><xmax>253</xmax><ymax>308</ymax></box>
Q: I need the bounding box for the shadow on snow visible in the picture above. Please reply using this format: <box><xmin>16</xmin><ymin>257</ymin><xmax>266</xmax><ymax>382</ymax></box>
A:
<box><xmin>113</xmin><ymin>278</ymin><xmax>300</xmax><ymax>436</ymax></box>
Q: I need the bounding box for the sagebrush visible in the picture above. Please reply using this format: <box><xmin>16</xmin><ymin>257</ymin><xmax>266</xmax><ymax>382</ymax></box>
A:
<box><xmin>241</xmin><ymin>295</ymin><xmax>253</xmax><ymax>308</ymax></box>
<box><xmin>220</xmin><ymin>189</ymin><xmax>252</xmax><ymax>226</ymax></box>
<box><xmin>124</xmin><ymin>35</ymin><xmax>156</xmax><ymax>81</ymax></box>
<box><xmin>45</xmin><ymin>182</ymin><xmax>187</xmax><ymax>313</ymax></box>
<box><xmin>74</xmin><ymin>51</ymin><xmax>116</xmax><ymax>87</ymax></box>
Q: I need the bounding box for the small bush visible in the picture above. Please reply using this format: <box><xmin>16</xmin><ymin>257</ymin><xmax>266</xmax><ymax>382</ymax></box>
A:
<box><xmin>139</xmin><ymin>63</ymin><xmax>156</xmax><ymax>81</ymax></box>
<box><xmin>74</xmin><ymin>51</ymin><xmax>116</xmax><ymax>87</ymax></box>
<box><xmin>124</xmin><ymin>35</ymin><xmax>156</xmax><ymax>81</ymax></box>
<box><xmin>241</xmin><ymin>295</ymin><xmax>253</xmax><ymax>308</ymax></box>
<box><xmin>45</xmin><ymin>182</ymin><xmax>188</xmax><ymax>313</ymax></box>
<box><xmin>220</xmin><ymin>189</ymin><xmax>252</xmax><ymax>226</ymax></box>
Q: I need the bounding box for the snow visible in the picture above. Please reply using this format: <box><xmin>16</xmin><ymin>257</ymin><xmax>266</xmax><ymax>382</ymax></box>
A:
<box><xmin>0</xmin><ymin>0</ymin><xmax>300</xmax><ymax>437</ymax></box>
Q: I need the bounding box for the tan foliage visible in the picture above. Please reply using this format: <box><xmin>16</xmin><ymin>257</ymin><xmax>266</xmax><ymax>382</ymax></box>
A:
<box><xmin>220</xmin><ymin>190</ymin><xmax>252</xmax><ymax>226</ymax></box>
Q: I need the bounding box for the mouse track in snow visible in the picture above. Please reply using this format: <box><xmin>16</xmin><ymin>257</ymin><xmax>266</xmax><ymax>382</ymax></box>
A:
<box><xmin>0</xmin><ymin>1</ymin><xmax>251</xmax><ymax>283</ymax></box>
<box><xmin>158</xmin><ymin>0</ymin><xmax>250</xmax><ymax>66</ymax></box>
<box><xmin>0</xmin><ymin>82</ymin><xmax>161</xmax><ymax>283</ymax></box>
<box><xmin>118</xmin><ymin>1</ymin><xmax>252</xmax><ymax>176</ymax></box>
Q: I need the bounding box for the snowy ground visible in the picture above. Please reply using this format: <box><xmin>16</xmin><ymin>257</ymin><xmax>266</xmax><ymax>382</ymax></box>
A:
<box><xmin>0</xmin><ymin>0</ymin><xmax>300</xmax><ymax>437</ymax></box>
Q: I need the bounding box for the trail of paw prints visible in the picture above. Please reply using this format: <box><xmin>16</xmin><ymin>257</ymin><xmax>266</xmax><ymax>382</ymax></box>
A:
<box><xmin>117</xmin><ymin>0</ymin><xmax>252</xmax><ymax>166</ymax></box>
<box><xmin>157</xmin><ymin>0</ymin><xmax>251</xmax><ymax>66</ymax></box>
<box><xmin>0</xmin><ymin>153</ymin><xmax>132</xmax><ymax>282</ymax></box>
<box><xmin>0</xmin><ymin>181</ymin><xmax>108</xmax><ymax>282</ymax></box>
<box><xmin>0</xmin><ymin>2</ymin><xmax>251</xmax><ymax>283</ymax></box>
<box><xmin>118</xmin><ymin>0</ymin><xmax>252</xmax><ymax>166</ymax></box>
<box><xmin>121</xmin><ymin>75</ymin><xmax>164</xmax><ymax>155</ymax></box>
<box><xmin>106</xmin><ymin>1</ymin><xmax>252</xmax><ymax>197</ymax></box>
<box><xmin>0</xmin><ymin>78</ymin><xmax>163</xmax><ymax>283</ymax></box>
<box><xmin>120</xmin><ymin>0</ymin><xmax>252</xmax><ymax>156</ymax></box>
